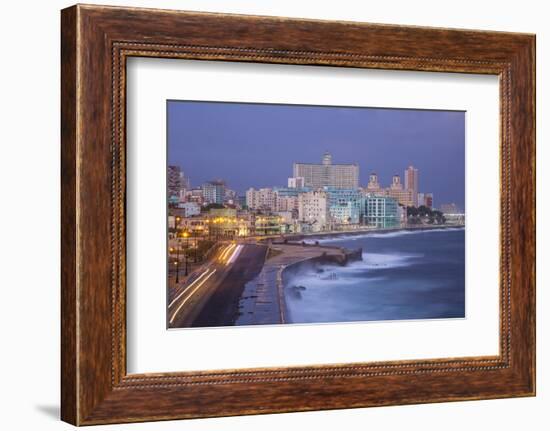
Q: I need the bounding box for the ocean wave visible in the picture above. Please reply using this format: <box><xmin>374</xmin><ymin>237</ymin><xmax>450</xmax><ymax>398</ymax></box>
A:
<box><xmin>328</xmin><ymin>251</ymin><xmax>420</xmax><ymax>271</ymax></box>
<box><xmin>285</xmin><ymin>252</ymin><xmax>418</xmax><ymax>291</ymax></box>
<box><xmin>359</xmin><ymin>252</ymin><xmax>420</xmax><ymax>269</ymax></box>
<box><xmin>290</xmin><ymin>252</ymin><xmax>420</xmax><ymax>286</ymax></box>
<box><xmin>288</xmin><ymin>272</ymin><xmax>364</xmax><ymax>287</ymax></box>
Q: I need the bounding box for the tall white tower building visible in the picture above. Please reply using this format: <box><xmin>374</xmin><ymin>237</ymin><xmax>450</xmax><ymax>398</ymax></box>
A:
<box><xmin>293</xmin><ymin>153</ymin><xmax>359</xmax><ymax>189</ymax></box>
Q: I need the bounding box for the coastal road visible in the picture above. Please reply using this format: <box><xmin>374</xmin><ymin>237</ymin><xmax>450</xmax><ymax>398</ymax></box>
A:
<box><xmin>168</xmin><ymin>242</ymin><xmax>267</xmax><ymax>328</ymax></box>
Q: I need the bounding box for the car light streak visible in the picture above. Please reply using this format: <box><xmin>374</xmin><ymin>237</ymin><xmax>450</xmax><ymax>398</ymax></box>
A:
<box><xmin>219</xmin><ymin>243</ymin><xmax>236</xmax><ymax>261</ymax></box>
<box><xmin>217</xmin><ymin>244</ymin><xmax>228</xmax><ymax>261</ymax></box>
<box><xmin>169</xmin><ymin>269</ymin><xmax>217</xmax><ymax>324</ymax></box>
<box><xmin>226</xmin><ymin>244</ymin><xmax>243</xmax><ymax>266</ymax></box>
<box><xmin>216</xmin><ymin>244</ymin><xmax>231</xmax><ymax>261</ymax></box>
<box><xmin>168</xmin><ymin>268</ymin><xmax>210</xmax><ymax>309</ymax></box>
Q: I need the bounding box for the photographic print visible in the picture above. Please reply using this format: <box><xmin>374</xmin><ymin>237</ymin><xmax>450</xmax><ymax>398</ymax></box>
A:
<box><xmin>167</xmin><ymin>101</ymin><xmax>465</xmax><ymax>329</ymax></box>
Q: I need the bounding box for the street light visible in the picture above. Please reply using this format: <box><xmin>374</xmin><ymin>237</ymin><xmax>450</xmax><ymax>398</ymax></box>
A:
<box><xmin>192</xmin><ymin>230</ymin><xmax>198</xmax><ymax>262</ymax></box>
<box><xmin>182</xmin><ymin>230</ymin><xmax>190</xmax><ymax>276</ymax></box>
<box><xmin>170</xmin><ymin>246</ymin><xmax>181</xmax><ymax>284</ymax></box>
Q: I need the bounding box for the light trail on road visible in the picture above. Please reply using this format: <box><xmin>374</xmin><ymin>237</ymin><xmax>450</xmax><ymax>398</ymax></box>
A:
<box><xmin>168</xmin><ymin>268</ymin><xmax>211</xmax><ymax>309</ymax></box>
<box><xmin>169</xmin><ymin>269</ymin><xmax>217</xmax><ymax>324</ymax></box>
<box><xmin>218</xmin><ymin>243</ymin><xmax>236</xmax><ymax>262</ymax></box>
<box><xmin>225</xmin><ymin>244</ymin><xmax>243</xmax><ymax>266</ymax></box>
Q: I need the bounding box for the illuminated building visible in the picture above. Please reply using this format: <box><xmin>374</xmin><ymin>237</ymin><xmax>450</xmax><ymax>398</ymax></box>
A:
<box><xmin>293</xmin><ymin>152</ymin><xmax>359</xmax><ymax>189</ymax></box>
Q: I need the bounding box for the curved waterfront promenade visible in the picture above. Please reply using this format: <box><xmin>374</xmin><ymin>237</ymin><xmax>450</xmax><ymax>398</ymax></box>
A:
<box><xmin>236</xmin><ymin>242</ymin><xmax>361</xmax><ymax>325</ymax></box>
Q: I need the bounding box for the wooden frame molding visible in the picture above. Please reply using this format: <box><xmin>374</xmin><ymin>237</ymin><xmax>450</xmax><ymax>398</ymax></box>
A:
<box><xmin>61</xmin><ymin>4</ymin><xmax>535</xmax><ymax>425</ymax></box>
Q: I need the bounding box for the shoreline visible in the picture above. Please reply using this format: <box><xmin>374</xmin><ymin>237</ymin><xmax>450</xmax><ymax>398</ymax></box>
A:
<box><xmin>277</xmin><ymin>224</ymin><xmax>464</xmax><ymax>324</ymax></box>
<box><xmin>272</xmin><ymin>224</ymin><xmax>464</xmax><ymax>243</ymax></box>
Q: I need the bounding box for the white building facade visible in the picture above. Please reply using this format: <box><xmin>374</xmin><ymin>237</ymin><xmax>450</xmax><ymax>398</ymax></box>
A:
<box><xmin>287</xmin><ymin>176</ymin><xmax>305</xmax><ymax>188</ymax></box>
<box><xmin>293</xmin><ymin>153</ymin><xmax>359</xmax><ymax>189</ymax></box>
<box><xmin>298</xmin><ymin>191</ymin><xmax>329</xmax><ymax>232</ymax></box>
<box><xmin>246</xmin><ymin>187</ymin><xmax>276</xmax><ymax>211</ymax></box>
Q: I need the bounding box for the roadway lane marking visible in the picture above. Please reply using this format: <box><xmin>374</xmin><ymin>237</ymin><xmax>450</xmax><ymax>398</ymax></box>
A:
<box><xmin>169</xmin><ymin>269</ymin><xmax>218</xmax><ymax>324</ymax></box>
<box><xmin>226</xmin><ymin>244</ymin><xmax>244</xmax><ymax>265</ymax></box>
<box><xmin>168</xmin><ymin>269</ymin><xmax>210</xmax><ymax>309</ymax></box>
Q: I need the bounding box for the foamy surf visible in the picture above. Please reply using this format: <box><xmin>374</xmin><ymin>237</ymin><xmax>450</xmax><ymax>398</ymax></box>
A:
<box><xmin>284</xmin><ymin>228</ymin><xmax>465</xmax><ymax>324</ymax></box>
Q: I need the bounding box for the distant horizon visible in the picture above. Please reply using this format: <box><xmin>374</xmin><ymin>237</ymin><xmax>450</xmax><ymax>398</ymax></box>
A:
<box><xmin>168</xmin><ymin>100</ymin><xmax>465</xmax><ymax>209</ymax></box>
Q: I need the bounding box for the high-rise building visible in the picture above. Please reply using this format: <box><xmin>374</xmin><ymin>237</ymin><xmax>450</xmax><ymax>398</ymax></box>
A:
<box><xmin>168</xmin><ymin>165</ymin><xmax>184</xmax><ymax>200</ymax></box>
<box><xmin>274</xmin><ymin>187</ymin><xmax>309</xmax><ymax>212</ymax></box>
<box><xmin>293</xmin><ymin>152</ymin><xmax>359</xmax><ymax>189</ymax></box>
<box><xmin>366</xmin><ymin>172</ymin><xmax>381</xmax><ymax>191</ymax></box>
<box><xmin>246</xmin><ymin>188</ymin><xmax>276</xmax><ymax>211</ymax></box>
<box><xmin>385</xmin><ymin>174</ymin><xmax>414</xmax><ymax>207</ymax></box>
<box><xmin>245</xmin><ymin>188</ymin><xmax>256</xmax><ymax>210</ymax></box>
<box><xmin>184</xmin><ymin>188</ymin><xmax>205</xmax><ymax>206</ymax></box>
<box><xmin>287</xmin><ymin>177</ymin><xmax>305</xmax><ymax>188</ymax></box>
<box><xmin>224</xmin><ymin>188</ymin><xmax>238</xmax><ymax>205</ymax></box>
<box><xmin>276</xmin><ymin>195</ymin><xmax>299</xmax><ymax>212</ymax></box>
<box><xmin>390</xmin><ymin>174</ymin><xmax>403</xmax><ymax>190</ymax></box>
<box><xmin>298</xmin><ymin>191</ymin><xmax>329</xmax><ymax>232</ymax></box>
<box><xmin>385</xmin><ymin>189</ymin><xmax>414</xmax><ymax>207</ymax></box>
<box><xmin>324</xmin><ymin>188</ymin><xmax>363</xmax><ymax>206</ymax></box>
<box><xmin>364</xmin><ymin>195</ymin><xmax>400</xmax><ymax>228</ymax></box>
<box><xmin>405</xmin><ymin>165</ymin><xmax>419</xmax><ymax>206</ymax></box>
<box><xmin>330</xmin><ymin>201</ymin><xmax>361</xmax><ymax>225</ymax></box>
<box><xmin>202</xmin><ymin>180</ymin><xmax>226</xmax><ymax>205</ymax></box>
<box><xmin>324</xmin><ymin>188</ymin><xmax>363</xmax><ymax>225</ymax></box>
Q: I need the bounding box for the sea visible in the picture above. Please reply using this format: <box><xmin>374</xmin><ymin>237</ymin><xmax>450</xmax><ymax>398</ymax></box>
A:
<box><xmin>284</xmin><ymin>228</ymin><xmax>465</xmax><ymax>324</ymax></box>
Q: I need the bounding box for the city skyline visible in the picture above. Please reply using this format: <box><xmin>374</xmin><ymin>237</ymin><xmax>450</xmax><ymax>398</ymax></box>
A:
<box><xmin>168</xmin><ymin>100</ymin><xmax>465</xmax><ymax>209</ymax></box>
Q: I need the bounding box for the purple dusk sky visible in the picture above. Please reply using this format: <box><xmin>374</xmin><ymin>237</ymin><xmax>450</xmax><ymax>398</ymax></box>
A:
<box><xmin>167</xmin><ymin>100</ymin><xmax>465</xmax><ymax>209</ymax></box>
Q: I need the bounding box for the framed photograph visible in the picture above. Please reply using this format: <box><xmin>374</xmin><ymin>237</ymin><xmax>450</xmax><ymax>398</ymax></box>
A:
<box><xmin>61</xmin><ymin>4</ymin><xmax>536</xmax><ymax>425</ymax></box>
<box><xmin>165</xmin><ymin>101</ymin><xmax>466</xmax><ymax>330</ymax></box>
